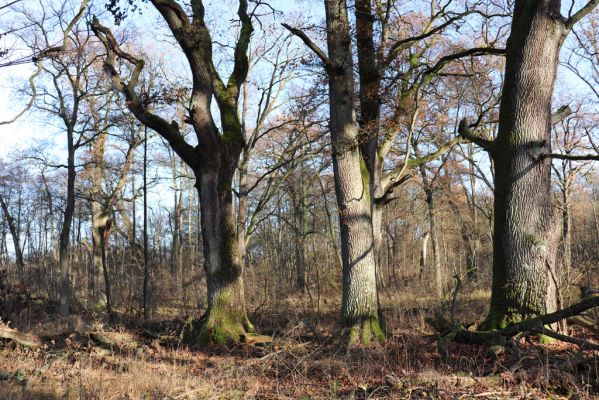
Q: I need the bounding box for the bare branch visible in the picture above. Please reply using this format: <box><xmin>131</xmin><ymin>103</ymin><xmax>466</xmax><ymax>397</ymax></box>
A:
<box><xmin>551</xmin><ymin>105</ymin><xmax>573</xmax><ymax>125</ymax></box>
<box><xmin>282</xmin><ymin>23</ymin><xmax>332</xmax><ymax>71</ymax></box>
<box><xmin>458</xmin><ymin>119</ymin><xmax>495</xmax><ymax>151</ymax></box>
<box><xmin>565</xmin><ymin>0</ymin><xmax>599</xmax><ymax>31</ymax></box>
<box><xmin>91</xmin><ymin>17</ymin><xmax>198</xmax><ymax>170</ymax></box>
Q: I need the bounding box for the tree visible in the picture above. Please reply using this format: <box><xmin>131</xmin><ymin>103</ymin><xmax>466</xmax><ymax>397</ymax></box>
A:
<box><xmin>0</xmin><ymin>161</ymin><xmax>27</xmax><ymax>283</ymax></box>
<box><xmin>287</xmin><ymin>0</ymin><xmax>507</xmax><ymax>302</ymax></box>
<box><xmin>18</xmin><ymin>0</ymin><xmax>96</xmax><ymax>315</ymax></box>
<box><xmin>459</xmin><ymin>0</ymin><xmax>599</xmax><ymax>329</ymax></box>
<box><xmin>286</xmin><ymin>0</ymin><xmax>384</xmax><ymax>345</ymax></box>
<box><xmin>92</xmin><ymin>0</ymin><xmax>259</xmax><ymax>345</ymax></box>
<box><xmin>85</xmin><ymin>94</ymin><xmax>141</xmax><ymax>317</ymax></box>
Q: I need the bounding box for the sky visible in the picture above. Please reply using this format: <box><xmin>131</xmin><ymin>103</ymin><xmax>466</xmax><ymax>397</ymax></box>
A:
<box><xmin>0</xmin><ymin>0</ymin><xmax>321</xmax><ymax>158</ymax></box>
<box><xmin>0</xmin><ymin>0</ymin><xmax>597</xmax><ymax>160</ymax></box>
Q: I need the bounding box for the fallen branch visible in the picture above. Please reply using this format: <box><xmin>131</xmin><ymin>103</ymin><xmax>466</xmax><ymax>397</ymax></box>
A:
<box><xmin>568</xmin><ymin>316</ymin><xmax>599</xmax><ymax>333</ymax></box>
<box><xmin>0</xmin><ymin>324</ymin><xmax>42</xmax><ymax>349</ymax></box>
<box><xmin>532</xmin><ymin>328</ymin><xmax>599</xmax><ymax>351</ymax></box>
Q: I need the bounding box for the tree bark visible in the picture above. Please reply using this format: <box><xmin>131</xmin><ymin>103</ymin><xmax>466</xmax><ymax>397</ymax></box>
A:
<box><xmin>419</xmin><ymin>231</ymin><xmax>430</xmax><ymax>284</ymax></box>
<box><xmin>59</xmin><ymin>129</ymin><xmax>76</xmax><ymax>316</ymax></box>
<box><xmin>325</xmin><ymin>0</ymin><xmax>383</xmax><ymax>345</ymax></box>
<box><xmin>561</xmin><ymin>183</ymin><xmax>572</xmax><ymax>279</ymax></box>
<box><xmin>424</xmin><ymin>188</ymin><xmax>442</xmax><ymax>298</ymax></box>
<box><xmin>193</xmin><ymin>169</ymin><xmax>254</xmax><ymax>345</ymax></box>
<box><xmin>483</xmin><ymin>0</ymin><xmax>568</xmax><ymax>329</ymax></box>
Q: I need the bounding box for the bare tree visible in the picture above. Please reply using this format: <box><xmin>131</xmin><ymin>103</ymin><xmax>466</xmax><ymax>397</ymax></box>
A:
<box><xmin>92</xmin><ymin>0</ymin><xmax>261</xmax><ymax>345</ymax></box>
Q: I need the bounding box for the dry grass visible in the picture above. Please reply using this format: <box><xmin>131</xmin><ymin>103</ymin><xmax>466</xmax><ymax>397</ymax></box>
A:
<box><xmin>1</xmin><ymin>285</ymin><xmax>598</xmax><ymax>399</ymax></box>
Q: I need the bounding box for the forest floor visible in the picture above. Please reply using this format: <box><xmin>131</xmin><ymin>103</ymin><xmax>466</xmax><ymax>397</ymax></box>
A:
<box><xmin>1</xmin><ymin>286</ymin><xmax>598</xmax><ymax>399</ymax></box>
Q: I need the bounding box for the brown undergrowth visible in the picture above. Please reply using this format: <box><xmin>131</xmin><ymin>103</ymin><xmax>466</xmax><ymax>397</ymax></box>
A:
<box><xmin>1</xmin><ymin>286</ymin><xmax>598</xmax><ymax>399</ymax></box>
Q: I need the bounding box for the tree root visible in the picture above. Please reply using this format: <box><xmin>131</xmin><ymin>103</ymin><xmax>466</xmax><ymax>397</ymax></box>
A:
<box><xmin>182</xmin><ymin>311</ymin><xmax>268</xmax><ymax>347</ymax></box>
<box><xmin>427</xmin><ymin>296</ymin><xmax>599</xmax><ymax>348</ymax></box>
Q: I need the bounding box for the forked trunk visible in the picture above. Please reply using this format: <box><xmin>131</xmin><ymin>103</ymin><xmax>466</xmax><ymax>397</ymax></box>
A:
<box><xmin>325</xmin><ymin>0</ymin><xmax>383</xmax><ymax>345</ymax></box>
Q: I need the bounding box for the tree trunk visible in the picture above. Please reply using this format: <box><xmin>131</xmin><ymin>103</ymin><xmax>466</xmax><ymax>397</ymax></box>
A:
<box><xmin>561</xmin><ymin>185</ymin><xmax>572</xmax><ymax>280</ymax></box>
<box><xmin>372</xmin><ymin>204</ymin><xmax>386</xmax><ymax>290</ymax></box>
<box><xmin>0</xmin><ymin>193</ymin><xmax>24</xmax><ymax>283</ymax></box>
<box><xmin>325</xmin><ymin>0</ymin><xmax>383</xmax><ymax>345</ymax></box>
<box><xmin>59</xmin><ymin>131</ymin><xmax>76</xmax><ymax>316</ymax></box>
<box><xmin>419</xmin><ymin>231</ymin><xmax>430</xmax><ymax>284</ymax></box>
<box><xmin>91</xmin><ymin>203</ymin><xmax>112</xmax><ymax>316</ymax></box>
<box><xmin>192</xmin><ymin>168</ymin><xmax>254</xmax><ymax>345</ymax></box>
<box><xmin>92</xmin><ymin>1</ymin><xmax>255</xmax><ymax>345</ymax></box>
<box><xmin>143</xmin><ymin>127</ymin><xmax>149</xmax><ymax>321</ymax></box>
<box><xmin>483</xmin><ymin>0</ymin><xmax>565</xmax><ymax>329</ymax></box>
<box><xmin>237</xmin><ymin>155</ymin><xmax>249</xmax><ymax>269</ymax></box>
<box><xmin>294</xmin><ymin>168</ymin><xmax>308</xmax><ymax>292</ymax></box>
<box><xmin>424</xmin><ymin>188</ymin><xmax>442</xmax><ymax>298</ymax></box>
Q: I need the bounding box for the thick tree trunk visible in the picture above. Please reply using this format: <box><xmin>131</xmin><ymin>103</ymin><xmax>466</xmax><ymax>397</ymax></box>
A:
<box><xmin>355</xmin><ymin>0</ymin><xmax>387</xmax><ymax>295</ymax></box>
<box><xmin>92</xmin><ymin>1</ymin><xmax>255</xmax><ymax>345</ymax></box>
<box><xmin>325</xmin><ymin>0</ymin><xmax>383</xmax><ymax>345</ymax></box>
<box><xmin>192</xmin><ymin>168</ymin><xmax>254</xmax><ymax>345</ymax></box>
<box><xmin>484</xmin><ymin>0</ymin><xmax>565</xmax><ymax>329</ymax></box>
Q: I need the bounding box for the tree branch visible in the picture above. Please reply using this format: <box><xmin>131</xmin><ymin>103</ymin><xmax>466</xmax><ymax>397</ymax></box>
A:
<box><xmin>426</xmin><ymin>47</ymin><xmax>505</xmax><ymax>76</ymax></box>
<box><xmin>430</xmin><ymin>295</ymin><xmax>599</xmax><ymax>346</ymax></box>
<box><xmin>543</xmin><ymin>153</ymin><xmax>599</xmax><ymax>161</ymax></box>
<box><xmin>565</xmin><ymin>0</ymin><xmax>599</xmax><ymax>31</ymax></box>
<box><xmin>551</xmin><ymin>105</ymin><xmax>573</xmax><ymax>125</ymax></box>
<box><xmin>458</xmin><ymin>119</ymin><xmax>495</xmax><ymax>151</ymax></box>
<box><xmin>282</xmin><ymin>23</ymin><xmax>332</xmax><ymax>71</ymax></box>
<box><xmin>90</xmin><ymin>17</ymin><xmax>198</xmax><ymax>170</ymax></box>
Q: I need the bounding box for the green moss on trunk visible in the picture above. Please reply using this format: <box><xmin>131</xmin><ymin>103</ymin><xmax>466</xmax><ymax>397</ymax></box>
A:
<box><xmin>345</xmin><ymin>316</ymin><xmax>385</xmax><ymax>347</ymax></box>
<box><xmin>182</xmin><ymin>285</ymin><xmax>257</xmax><ymax>347</ymax></box>
<box><xmin>479</xmin><ymin>309</ymin><xmax>523</xmax><ymax>331</ymax></box>
<box><xmin>184</xmin><ymin>308</ymin><xmax>256</xmax><ymax>347</ymax></box>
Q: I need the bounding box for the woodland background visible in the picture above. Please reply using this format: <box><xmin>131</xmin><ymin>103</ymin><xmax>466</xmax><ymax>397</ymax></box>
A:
<box><xmin>0</xmin><ymin>0</ymin><xmax>598</xmax><ymax>398</ymax></box>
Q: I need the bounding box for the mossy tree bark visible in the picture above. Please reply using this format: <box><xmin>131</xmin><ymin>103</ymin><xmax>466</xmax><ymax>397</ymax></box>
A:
<box><xmin>485</xmin><ymin>0</ymin><xmax>563</xmax><ymax>329</ymax></box>
<box><xmin>326</xmin><ymin>0</ymin><xmax>383</xmax><ymax>345</ymax></box>
<box><xmin>93</xmin><ymin>0</ymin><xmax>256</xmax><ymax>345</ymax></box>
<box><xmin>285</xmin><ymin>0</ymin><xmax>385</xmax><ymax>345</ymax></box>
<box><xmin>460</xmin><ymin>0</ymin><xmax>598</xmax><ymax>329</ymax></box>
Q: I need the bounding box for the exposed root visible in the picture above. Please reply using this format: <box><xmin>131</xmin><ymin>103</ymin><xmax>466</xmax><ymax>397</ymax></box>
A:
<box><xmin>182</xmin><ymin>310</ymin><xmax>267</xmax><ymax>347</ymax></box>
<box><xmin>428</xmin><ymin>296</ymin><xmax>599</xmax><ymax>348</ymax></box>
